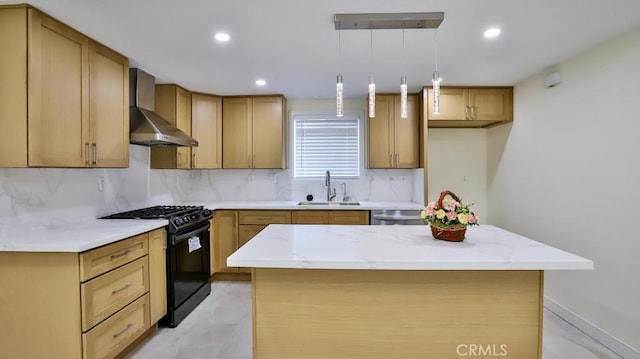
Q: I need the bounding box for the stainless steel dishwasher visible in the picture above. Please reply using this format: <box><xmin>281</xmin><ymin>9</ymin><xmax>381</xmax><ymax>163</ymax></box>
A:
<box><xmin>370</xmin><ymin>209</ymin><xmax>424</xmax><ymax>225</ymax></box>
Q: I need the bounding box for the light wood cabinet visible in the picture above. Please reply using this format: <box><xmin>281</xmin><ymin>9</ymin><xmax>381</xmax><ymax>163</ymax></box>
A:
<box><xmin>0</xmin><ymin>228</ymin><xmax>165</xmax><ymax>359</ymax></box>
<box><xmin>426</xmin><ymin>87</ymin><xmax>513</xmax><ymax>128</ymax></box>
<box><xmin>238</xmin><ymin>224</ymin><xmax>266</xmax><ymax>274</ymax></box>
<box><xmin>222</xmin><ymin>96</ymin><xmax>286</xmax><ymax>169</ymax></box>
<box><xmin>292</xmin><ymin>210</ymin><xmax>369</xmax><ymax>225</ymax></box>
<box><xmin>148</xmin><ymin>229</ymin><xmax>167</xmax><ymax>324</ymax></box>
<box><xmin>0</xmin><ymin>5</ymin><xmax>129</xmax><ymax>168</ymax></box>
<box><xmin>212</xmin><ymin>209</ymin><xmax>370</xmax><ymax>278</ymax></box>
<box><xmin>213</xmin><ymin>210</ymin><xmax>239</xmax><ymax>273</ymax></box>
<box><xmin>191</xmin><ymin>93</ymin><xmax>223</xmax><ymax>168</ymax></box>
<box><xmin>151</xmin><ymin>84</ymin><xmax>192</xmax><ymax>169</ymax></box>
<box><xmin>368</xmin><ymin>94</ymin><xmax>419</xmax><ymax>168</ymax></box>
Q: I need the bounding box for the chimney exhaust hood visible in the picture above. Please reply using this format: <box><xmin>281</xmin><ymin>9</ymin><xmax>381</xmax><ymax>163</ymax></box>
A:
<box><xmin>129</xmin><ymin>68</ymin><xmax>198</xmax><ymax>147</ymax></box>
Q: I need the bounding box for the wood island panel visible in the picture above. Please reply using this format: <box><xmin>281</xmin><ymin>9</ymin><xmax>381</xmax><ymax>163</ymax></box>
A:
<box><xmin>253</xmin><ymin>268</ymin><xmax>543</xmax><ymax>359</ymax></box>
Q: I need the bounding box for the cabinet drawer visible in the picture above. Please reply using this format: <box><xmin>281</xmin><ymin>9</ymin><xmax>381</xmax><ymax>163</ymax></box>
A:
<box><xmin>80</xmin><ymin>234</ymin><xmax>148</xmax><ymax>281</ymax></box>
<box><xmin>239</xmin><ymin>210</ymin><xmax>291</xmax><ymax>225</ymax></box>
<box><xmin>328</xmin><ymin>211</ymin><xmax>369</xmax><ymax>225</ymax></box>
<box><xmin>82</xmin><ymin>293</ymin><xmax>150</xmax><ymax>359</ymax></box>
<box><xmin>291</xmin><ymin>211</ymin><xmax>328</xmax><ymax>224</ymax></box>
<box><xmin>81</xmin><ymin>256</ymin><xmax>149</xmax><ymax>331</ymax></box>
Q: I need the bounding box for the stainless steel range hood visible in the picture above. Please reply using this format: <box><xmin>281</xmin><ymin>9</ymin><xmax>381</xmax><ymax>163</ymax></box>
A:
<box><xmin>129</xmin><ymin>68</ymin><xmax>198</xmax><ymax>147</ymax></box>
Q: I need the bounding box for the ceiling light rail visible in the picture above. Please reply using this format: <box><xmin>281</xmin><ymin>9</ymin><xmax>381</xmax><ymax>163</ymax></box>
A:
<box><xmin>334</xmin><ymin>12</ymin><xmax>444</xmax><ymax>30</ymax></box>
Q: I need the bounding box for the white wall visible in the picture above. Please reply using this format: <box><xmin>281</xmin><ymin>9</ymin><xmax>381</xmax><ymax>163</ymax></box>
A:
<box><xmin>428</xmin><ymin>129</ymin><xmax>487</xmax><ymax>220</ymax></box>
<box><xmin>487</xmin><ymin>26</ymin><xmax>640</xmax><ymax>352</ymax></box>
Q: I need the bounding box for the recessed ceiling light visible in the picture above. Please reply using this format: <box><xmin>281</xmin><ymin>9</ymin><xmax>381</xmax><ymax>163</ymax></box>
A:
<box><xmin>214</xmin><ymin>32</ymin><xmax>230</xmax><ymax>42</ymax></box>
<box><xmin>255</xmin><ymin>79</ymin><xmax>266</xmax><ymax>86</ymax></box>
<box><xmin>484</xmin><ymin>27</ymin><xmax>501</xmax><ymax>39</ymax></box>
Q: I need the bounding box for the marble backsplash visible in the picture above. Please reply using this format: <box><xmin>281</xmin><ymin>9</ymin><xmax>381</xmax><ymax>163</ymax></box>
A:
<box><xmin>0</xmin><ymin>145</ymin><xmax>423</xmax><ymax>223</ymax></box>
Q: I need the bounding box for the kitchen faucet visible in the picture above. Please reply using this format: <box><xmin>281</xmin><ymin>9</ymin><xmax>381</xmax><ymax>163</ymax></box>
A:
<box><xmin>325</xmin><ymin>170</ymin><xmax>336</xmax><ymax>202</ymax></box>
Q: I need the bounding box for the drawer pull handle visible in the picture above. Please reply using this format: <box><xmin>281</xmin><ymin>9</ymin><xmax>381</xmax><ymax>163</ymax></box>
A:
<box><xmin>111</xmin><ymin>282</ymin><xmax>132</xmax><ymax>294</ymax></box>
<box><xmin>110</xmin><ymin>249</ymin><xmax>131</xmax><ymax>260</ymax></box>
<box><xmin>112</xmin><ymin>323</ymin><xmax>133</xmax><ymax>338</ymax></box>
<box><xmin>256</xmin><ymin>217</ymin><xmax>272</xmax><ymax>221</ymax></box>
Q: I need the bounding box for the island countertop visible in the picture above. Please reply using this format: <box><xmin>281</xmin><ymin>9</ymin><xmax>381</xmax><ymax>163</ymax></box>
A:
<box><xmin>227</xmin><ymin>224</ymin><xmax>593</xmax><ymax>270</ymax></box>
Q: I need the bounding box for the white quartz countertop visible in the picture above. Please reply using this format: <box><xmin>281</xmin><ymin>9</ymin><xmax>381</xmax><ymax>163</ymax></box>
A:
<box><xmin>227</xmin><ymin>224</ymin><xmax>594</xmax><ymax>270</ymax></box>
<box><xmin>0</xmin><ymin>219</ymin><xmax>167</xmax><ymax>253</ymax></box>
<box><xmin>192</xmin><ymin>201</ymin><xmax>424</xmax><ymax>211</ymax></box>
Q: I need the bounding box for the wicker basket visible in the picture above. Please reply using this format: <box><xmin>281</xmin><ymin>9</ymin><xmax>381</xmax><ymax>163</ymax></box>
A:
<box><xmin>430</xmin><ymin>190</ymin><xmax>467</xmax><ymax>242</ymax></box>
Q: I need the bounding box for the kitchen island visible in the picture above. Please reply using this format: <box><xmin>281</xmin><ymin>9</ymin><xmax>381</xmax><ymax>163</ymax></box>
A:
<box><xmin>228</xmin><ymin>224</ymin><xmax>593</xmax><ymax>359</ymax></box>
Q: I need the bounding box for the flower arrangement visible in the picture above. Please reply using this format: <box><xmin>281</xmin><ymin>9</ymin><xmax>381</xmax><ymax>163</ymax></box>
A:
<box><xmin>420</xmin><ymin>190</ymin><xmax>478</xmax><ymax>241</ymax></box>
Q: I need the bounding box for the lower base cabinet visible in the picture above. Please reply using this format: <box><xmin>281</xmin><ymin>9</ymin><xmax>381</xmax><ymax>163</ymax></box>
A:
<box><xmin>212</xmin><ymin>209</ymin><xmax>369</xmax><ymax>277</ymax></box>
<box><xmin>0</xmin><ymin>228</ymin><xmax>166</xmax><ymax>359</ymax></box>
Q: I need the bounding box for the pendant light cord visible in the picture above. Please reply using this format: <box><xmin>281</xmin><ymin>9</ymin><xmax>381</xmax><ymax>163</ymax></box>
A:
<box><xmin>434</xmin><ymin>29</ymin><xmax>438</xmax><ymax>72</ymax></box>
<box><xmin>402</xmin><ymin>29</ymin><xmax>406</xmax><ymax>74</ymax></box>
<box><xmin>338</xmin><ymin>30</ymin><xmax>342</xmax><ymax>74</ymax></box>
<box><xmin>370</xmin><ymin>30</ymin><xmax>373</xmax><ymax>75</ymax></box>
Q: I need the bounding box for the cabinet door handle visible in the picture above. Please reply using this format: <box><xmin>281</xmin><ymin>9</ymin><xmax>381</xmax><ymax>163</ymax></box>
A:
<box><xmin>111</xmin><ymin>282</ymin><xmax>132</xmax><ymax>294</ymax></box>
<box><xmin>85</xmin><ymin>143</ymin><xmax>90</xmax><ymax>165</ymax></box>
<box><xmin>192</xmin><ymin>152</ymin><xmax>197</xmax><ymax>168</ymax></box>
<box><xmin>395</xmin><ymin>153</ymin><xmax>399</xmax><ymax>168</ymax></box>
<box><xmin>464</xmin><ymin>105</ymin><xmax>471</xmax><ymax>120</ymax></box>
<box><xmin>110</xmin><ymin>249</ymin><xmax>131</xmax><ymax>260</ymax></box>
<box><xmin>253</xmin><ymin>154</ymin><xmax>256</xmax><ymax>168</ymax></box>
<box><xmin>92</xmin><ymin>143</ymin><xmax>97</xmax><ymax>165</ymax></box>
<box><xmin>471</xmin><ymin>105</ymin><xmax>477</xmax><ymax>120</ymax></box>
<box><xmin>389</xmin><ymin>154</ymin><xmax>393</xmax><ymax>167</ymax></box>
<box><xmin>112</xmin><ymin>323</ymin><xmax>133</xmax><ymax>338</ymax></box>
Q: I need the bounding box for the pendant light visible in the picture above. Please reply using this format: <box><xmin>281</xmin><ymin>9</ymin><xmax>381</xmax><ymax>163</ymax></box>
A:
<box><xmin>400</xmin><ymin>29</ymin><xmax>408</xmax><ymax>119</ymax></box>
<box><xmin>336</xmin><ymin>30</ymin><xmax>344</xmax><ymax>117</ymax></box>
<box><xmin>432</xmin><ymin>29</ymin><xmax>442</xmax><ymax>115</ymax></box>
<box><xmin>368</xmin><ymin>30</ymin><xmax>376</xmax><ymax>118</ymax></box>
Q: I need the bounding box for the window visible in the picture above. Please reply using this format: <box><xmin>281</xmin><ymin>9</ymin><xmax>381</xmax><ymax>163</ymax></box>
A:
<box><xmin>293</xmin><ymin>115</ymin><xmax>360</xmax><ymax>178</ymax></box>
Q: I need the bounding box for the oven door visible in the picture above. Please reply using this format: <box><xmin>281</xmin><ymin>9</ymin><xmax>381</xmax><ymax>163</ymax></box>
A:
<box><xmin>167</xmin><ymin>222</ymin><xmax>211</xmax><ymax>310</ymax></box>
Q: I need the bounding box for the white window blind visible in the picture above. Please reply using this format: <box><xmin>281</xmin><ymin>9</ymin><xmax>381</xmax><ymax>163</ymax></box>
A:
<box><xmin>294</xmin><ymin>115</ymin><xmax>360</xmax><ymax>178</ymax></box>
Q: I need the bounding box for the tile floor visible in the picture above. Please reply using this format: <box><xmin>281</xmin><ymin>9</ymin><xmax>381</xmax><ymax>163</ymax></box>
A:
<box><xmin>126</xmin><ymin>282</ymin><xmax>623</xmax><ymax>359</ymax></box>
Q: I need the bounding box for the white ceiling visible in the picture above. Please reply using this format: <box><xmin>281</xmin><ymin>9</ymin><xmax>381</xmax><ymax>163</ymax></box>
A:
<box><xmin>10</xmin><ymin>0</ymin><xmax>640</xmax><ymax>99</ymax></box>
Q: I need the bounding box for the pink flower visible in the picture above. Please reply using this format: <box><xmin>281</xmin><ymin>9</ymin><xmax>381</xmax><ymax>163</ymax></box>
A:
<box><xmin>443</xmin><ymin>201</ymin><xmax>456</xmax><ymax>211</ymax></box>
<box><xmin>446</xmin><ymin>211</ymin><xmax>457</xmax><ymax>221</ymax></box>
<box><xmin>468</xmin><ymin>214</ymin><xmax>476</xmax><ymax>224</ymax></box>
<box><xmin>425</xmin><ymin>206</ymin><xmax>436</xmax><ymax>216</ymax></box>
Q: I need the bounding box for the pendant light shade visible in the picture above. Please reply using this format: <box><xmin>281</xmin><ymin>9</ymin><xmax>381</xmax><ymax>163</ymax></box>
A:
<box><xmin>400</xmin><ymin>75</ymin><xmax>408</xmax><ymax>118</ymax></box>
<box><xmin>368</xmin><ymin>75</ymin><xmax>376</xmax><ymax>118</ymax></box>
<box><xmin>336</xmin><ymin>30</ymin><xmax>343</xmax><ymax>117</ymax></box>
<box><xmin>368</xmin><ymin>30</ymin><xmax>376</xmax><ymax>118</ymax></box>
<box><xmin>400</xmin><ymin>30</ymin><xmax>408</xmax><ymax>119</ymax></box>
<box><xmin>432</xmin><ymin>29</ymin><xmax>442</xmax><ymax>115</ymax></box>
<box><xmin>337</xmin><ymin>74</ymin><xmax>344</xmax><ymax>117</ymax></box>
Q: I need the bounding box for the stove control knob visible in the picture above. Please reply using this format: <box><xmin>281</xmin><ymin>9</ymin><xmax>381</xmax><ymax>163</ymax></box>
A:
<box><xmin>176</xmin><ymin>218</ymin><xmax>183</xmax><ymax>225</ymax></box>
<box><xmin>202</xmin><ymin>209</ymin><xmax>212</xmax><ymax>217</ymax></box>
<box><xmin>183</xmin><ymin>215</ymin><xmax>191</xmax><ymax>223</ymax></box>
<box><xmin>191</xmin><ymin>214</ymin><xmax>199</xmax><ymax>221</ymax></box>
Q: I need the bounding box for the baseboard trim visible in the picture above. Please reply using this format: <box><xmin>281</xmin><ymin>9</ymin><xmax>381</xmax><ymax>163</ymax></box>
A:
<box><xmin>544</xmin><ymin>296</ymin><xmax>639</xmax><ymax>358</ymax></box>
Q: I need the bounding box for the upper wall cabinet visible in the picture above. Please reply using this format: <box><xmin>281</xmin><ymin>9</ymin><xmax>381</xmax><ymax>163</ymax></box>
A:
<box><xmin>425</xmin><ymin>87</ymin><xmax>513</xmax><ymax>128</ymax></box>
<box><xmin>367</xmin><ymin>94</ymin><xmax>420</xmax><ymax>169</ymax></box>
<box><xmin>151</xmin><ymin>84</ymin><xmax>192</xmax><ymax>169</ymax></box>
<box><xmin>0</xmin><ymin>5</ymin><xmax>129</xmax><ymax>168</ymax></box>
<box><xmin>222</xmin><ymin>96</ymin><xmax>286</xmax><ymax>169</ymax></box>
<box><xmin>191</xmin><ymin>93</ymin><xmax>223</xmax><ymax>169</ymax></box>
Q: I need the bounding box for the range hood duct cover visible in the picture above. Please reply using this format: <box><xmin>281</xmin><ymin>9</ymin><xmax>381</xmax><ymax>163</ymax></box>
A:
<box><xmin>129</xmin><ymin>68</ymin><xmax>198</xmax><ymax>147</ymax></box>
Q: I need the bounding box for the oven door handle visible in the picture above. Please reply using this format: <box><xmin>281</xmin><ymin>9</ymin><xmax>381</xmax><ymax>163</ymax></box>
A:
<box><xmin>171</xmin><ymin>222</ymin><xmax>210</xmax><ymax>245</ymax></box>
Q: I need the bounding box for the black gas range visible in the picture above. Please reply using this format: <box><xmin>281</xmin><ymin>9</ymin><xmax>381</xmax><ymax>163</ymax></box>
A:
<box><xmin>102</xmin><ymin>205</ymin><xmax>213</xmax><ymax>327</ymax></box>
<box><xmin>102</xmin><ymin>205</ymin><xmax>213</xmax><ymax>234</ymax></box>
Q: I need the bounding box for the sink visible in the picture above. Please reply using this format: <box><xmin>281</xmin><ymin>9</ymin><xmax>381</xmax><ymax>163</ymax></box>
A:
<box><xmin>297</xmin><ymin>201</ymin><xmax>360</xmax><ymax>206</ymax></box>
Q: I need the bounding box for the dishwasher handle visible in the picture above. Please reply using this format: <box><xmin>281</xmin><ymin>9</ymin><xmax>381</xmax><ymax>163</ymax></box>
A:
<box><xmin>371</xmin><ymin>214</ymin><xmax>423</xmax><ymax>221</ymax></box>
